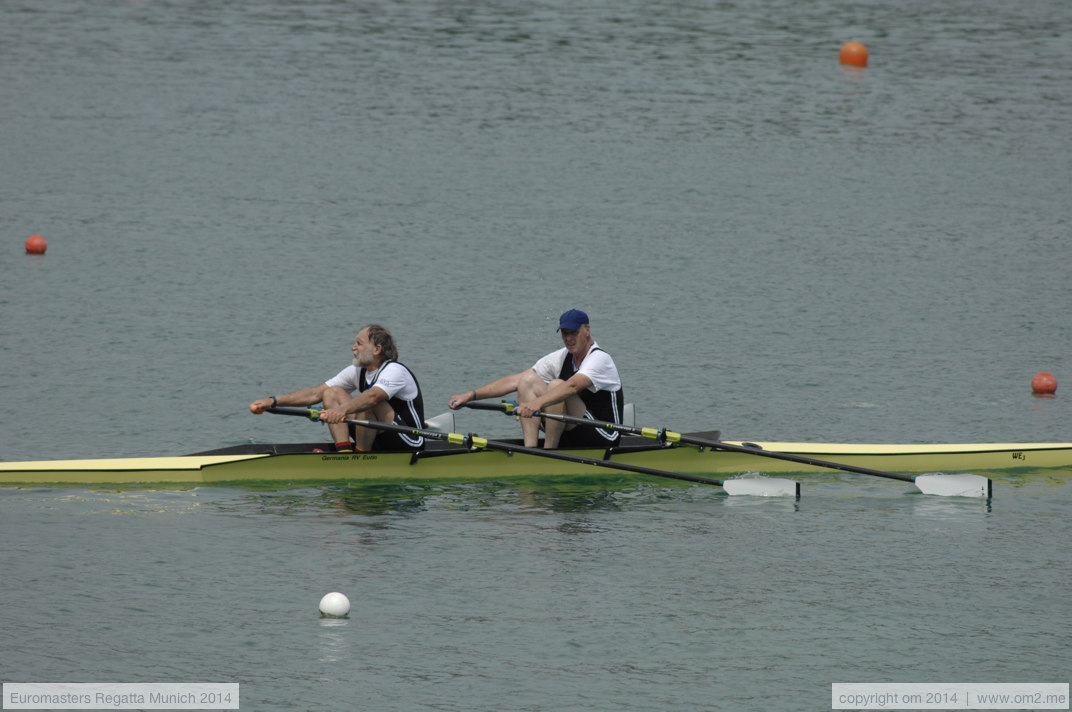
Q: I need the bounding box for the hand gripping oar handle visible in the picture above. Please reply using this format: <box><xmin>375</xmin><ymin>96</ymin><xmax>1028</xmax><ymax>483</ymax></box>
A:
<box><xmin>265</xmin><ymin>405</ymin><xmax>796</xmax><ymax>496</ymax></box>
<box><xmin>463</xmin><ymin>401</ymin><xmax>992</xmax><ymax>498</ymax></box>
<box><xmin>464</xmin><ymin>400</ymin><xmax>522</xmax><ymax>413</ymax></box>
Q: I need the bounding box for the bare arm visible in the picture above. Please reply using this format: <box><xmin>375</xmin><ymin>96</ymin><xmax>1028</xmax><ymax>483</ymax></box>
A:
<box><xmin>448</xmin><ymin>371</ymin><xmax>528</xmax><ymax>410</ymax></box>
<box><xmin>249</xmin><ymin>384</ymin><xmax>332</xmax><ymax>414</ymax></box>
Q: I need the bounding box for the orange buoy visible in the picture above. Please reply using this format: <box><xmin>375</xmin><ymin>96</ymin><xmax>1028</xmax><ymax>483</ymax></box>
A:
<box><xmin>1031</xmin><ymin>372</ymin><xmax>1058</xmax><ymax>394</ymax></box>
<box><xmin>839</xmin><ymin>41</ymin><xmax>869</xmax><ymax>68</ymax></box>
<box><xmin>25</xmin><ymin>234</ymin><xmax>48</xmax><ymax>254</ymax></box>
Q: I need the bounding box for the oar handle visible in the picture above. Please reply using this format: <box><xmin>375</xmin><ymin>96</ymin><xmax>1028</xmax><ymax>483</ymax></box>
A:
<box><xmin>463</xmin><ymin>400</ymin><xmax>517</xmax><ymax>413</ymax></box>
<box><xmin>267</xmin><ymin>405</ymin><xmax>323</xmax><ymax>420</ymax></box>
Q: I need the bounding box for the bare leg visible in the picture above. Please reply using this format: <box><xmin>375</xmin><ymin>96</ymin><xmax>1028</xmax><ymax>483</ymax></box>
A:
<box><xmin>517</xmin><ymin>370</ymin><xmax>558</xmax><ymax>447</ymax></box>
<box><xmin>563</xmin><ymin>394</ymin><xmax>588</xmax><ymax>419</ymax></box>
<box><xmin>321</xmin><ymin>387</ymin><xmax>356</xmax><ymax>445</ymax></box>
<box><xmin>350</xmin><ymin>400</ymin><xmax>397</xmax><ymax>451</ymax></box>
<box><xmin>537</xmin><ymin>398</ymin><xmax>570</xmax><ymax>448</ymax></box>
<box><xmin>542</xmin><ymin>392</ymin><xmax>589</xmax><ymax>448</ymax></box>
<box><xmin>517</xmin><ymin>371</ymin><xmax>587</xmax><ymax>448</ymax></box>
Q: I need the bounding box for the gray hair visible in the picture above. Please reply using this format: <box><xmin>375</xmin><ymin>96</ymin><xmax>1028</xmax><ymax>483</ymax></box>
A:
<box><xmin>363</xmin><ymin>324</ymin><xmax>398</xmax><ymax>362</ymax></box>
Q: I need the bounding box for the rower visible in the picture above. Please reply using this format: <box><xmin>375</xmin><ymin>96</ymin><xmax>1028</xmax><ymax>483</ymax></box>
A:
<box><xmin>447</xmin><ymin>309</ymin><xmax>625</xmax><ymax>449</ymax></box>
<box><xmin>249</xmin><ymin>325</ymin><xmax>425</xmax><ymax>453</ymax></box>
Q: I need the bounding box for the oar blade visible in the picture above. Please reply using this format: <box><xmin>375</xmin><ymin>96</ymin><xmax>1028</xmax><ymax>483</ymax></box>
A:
<box><xmin>423</xmin><ymin>411</ymin><xmax>455</xmax><ymax>433</ymax></box>
<box><xmin>914</xmin><ymin>473</ymin><xmax>992</xmax><ymax>498</ymax></box>
<box><xmin>723</xmin><ymin>477</ymin><xmax>801</xmax><ymax>498</ymax></box>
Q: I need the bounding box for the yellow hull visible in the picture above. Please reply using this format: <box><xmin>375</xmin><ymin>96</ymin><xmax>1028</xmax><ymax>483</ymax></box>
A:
<box><xmin>1</xmin><ymin>440</ymin><xmax>1070</xmax><ymax>487</ymax></box>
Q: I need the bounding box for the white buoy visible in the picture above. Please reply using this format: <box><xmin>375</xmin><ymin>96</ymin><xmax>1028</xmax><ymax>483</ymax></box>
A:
<box><xmin>318</xmin><ymin>592</ymin><xmax>351</xmax><ymax>618</ymax></box>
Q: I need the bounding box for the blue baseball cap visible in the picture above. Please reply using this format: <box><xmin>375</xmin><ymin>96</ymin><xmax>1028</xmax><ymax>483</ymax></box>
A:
<box><xmin>557</xmin><ymin>309</ymin><xmax>590</xmax><ymax>331</ymax></box>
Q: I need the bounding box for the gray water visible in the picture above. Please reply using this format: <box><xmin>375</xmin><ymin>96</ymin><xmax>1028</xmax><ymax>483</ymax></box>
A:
<box><xmin>1</xmin><ymin>1</ymin><xmax>1070</xmax><ymax>710</ymax></box>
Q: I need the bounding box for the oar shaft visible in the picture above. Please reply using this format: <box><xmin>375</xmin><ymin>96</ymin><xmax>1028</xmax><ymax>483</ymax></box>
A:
<box><xmin>266</xmin><ymin>405</ymin><xmax>727</xmax><ymax>487</ymax></box>
<box><xmin>705</xmin><ymin>441</ymin><xmax>915</xmax><ymax>483</ymax></box>
<box><xmin>468</xmin><ymin>403</ymin><xmax>798</xmax><ymax>495</ymax></box>
<box><xmin>475</xmin><ymin>440</ymin><xmax>727</xmax><ymax>486</ymax></box>
<box><xmin>470</xmin><ymin>401</ymin><xmax>916</xmax><ymax>484</ymax></box>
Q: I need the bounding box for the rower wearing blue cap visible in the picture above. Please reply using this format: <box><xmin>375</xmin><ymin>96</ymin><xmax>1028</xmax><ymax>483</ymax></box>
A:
<box><xmin>448</xmin><ymin>309</ymin><xmax>625</xmax><ymax>448</ymax></box>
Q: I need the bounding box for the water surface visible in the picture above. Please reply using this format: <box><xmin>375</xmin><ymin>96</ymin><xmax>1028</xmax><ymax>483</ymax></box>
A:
<box><xmin>1</xmin><ymin>1</ymin><xmax>1069</xmax><ymax>709</ymax></box>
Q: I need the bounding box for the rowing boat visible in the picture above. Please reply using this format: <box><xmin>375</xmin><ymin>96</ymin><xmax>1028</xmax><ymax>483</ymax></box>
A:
<box><xmin>2</xmin><ymin>436</ymin><xmax>1070</xmax><ymax>487</ymax></box>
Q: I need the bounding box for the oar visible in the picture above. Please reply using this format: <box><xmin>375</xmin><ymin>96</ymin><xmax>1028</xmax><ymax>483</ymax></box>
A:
<box><xmin>464</xmin><ymin>401</ymin><xmax>992</xmax><ymax>498</ymax></box>
<box><xmin>266</xmin><ymin>405</ymin><xmax>798</xmax><ymax>496</ymax></box>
